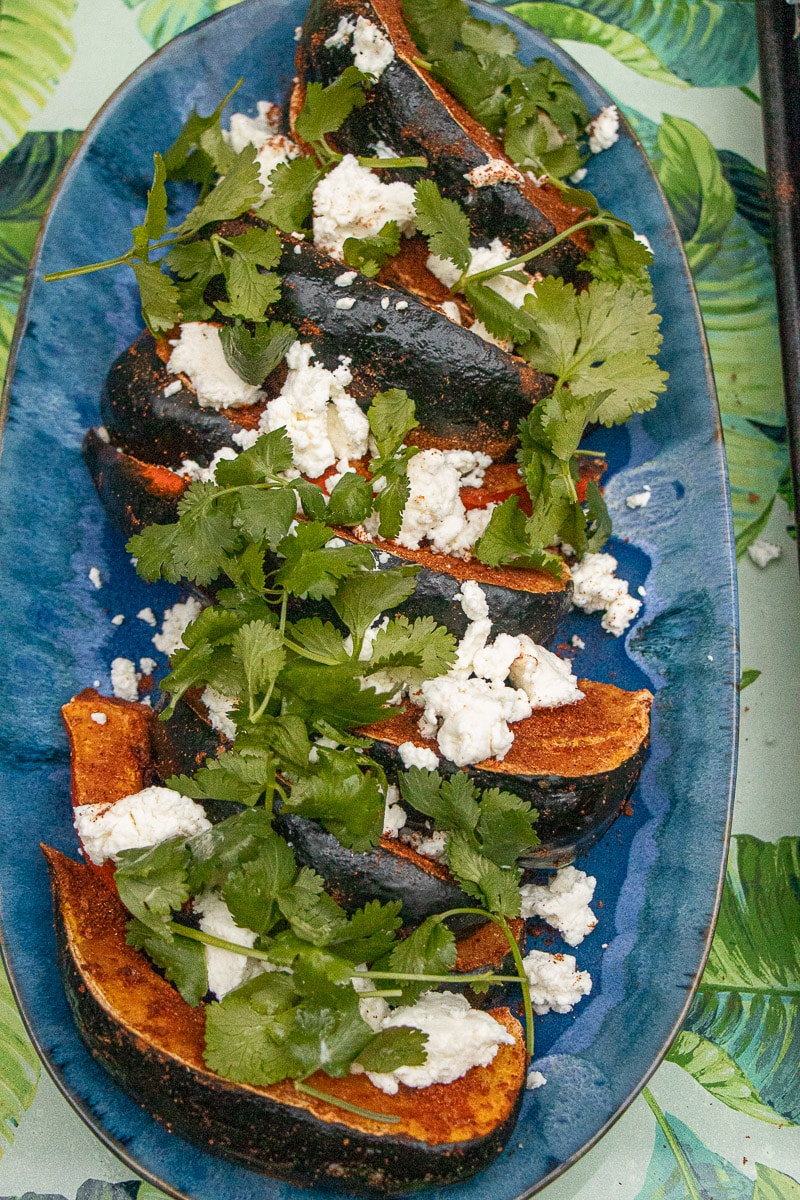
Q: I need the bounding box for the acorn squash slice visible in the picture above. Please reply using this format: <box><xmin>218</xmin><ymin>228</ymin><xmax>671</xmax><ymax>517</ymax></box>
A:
<box><xmin>43</xmin><ymin>845</ymin><xmax>527</xmax><ymax>1194</ymax></box>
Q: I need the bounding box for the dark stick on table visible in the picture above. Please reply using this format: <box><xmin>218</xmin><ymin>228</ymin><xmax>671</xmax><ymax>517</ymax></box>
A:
<box><xmin>755</xmin><ymin>0</ymin><xmax>800</xmax><ymax>572</ymax></box>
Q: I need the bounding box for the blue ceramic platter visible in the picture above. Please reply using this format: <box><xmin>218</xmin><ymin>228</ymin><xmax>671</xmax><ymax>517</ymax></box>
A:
<box><xmin>0</xmin><ymin>2</ymin><xmax>738</xmax><ymax>1197</ymax></box>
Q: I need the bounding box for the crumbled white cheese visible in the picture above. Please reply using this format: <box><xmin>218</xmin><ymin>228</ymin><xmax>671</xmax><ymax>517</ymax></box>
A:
<box><xmin>88</xmin><ymin>566</ymin><xmax>102</xmax><ymax>590</ymax></box>
<box><xmin>139</xmin><ymin>657</ymin><xmax>157</xmax><ymax>675</ymax></box>
<box><xmin>176</xmin><ymin>448</ymin><xmax>240</xmax><ymax>485</ymax></box>
<box><xmin>522</xmin><ymin>949</ymin><xmax>592</xmax><ymax>1014</ymax></box>
<box><xmin>465</xmin><ymin>159</ymin><xmax>524</xmax><ymax>189</ymax></box>
<box><xmin>294</xmin><ymin>24</ymin><xmax>302</xmax><ymax>41</ymax></box>
<box><xmin>380</xmin><ymin>294</ymin><xmax>391</xmax><ymax>310</ymax></box>
<box><xmin>396</xmin><ymin>448</ymin><xmax>494</xmax><ymax>558</ymax></box>
<box><xmin>352</xmin><ymin>967</ymin><xmax>391</xmax><ymax>1030</ymax></box>
<box><xmin>354</xmin><ymin>991</ymin><xmax>515</xmax><ymax>1094</ymax></box>
<box><xmin>455</xmin><ymin>580</ymin><xmax>489</xmax><ymax>622</ymax></box>
<box><xmin>232</xmin><ymin>427</ymin><xmax>259</xmax><ymax>451</ymax></box>
<box><xmin>136</xmin><ymin>607</ymin><xmax>157</xmax><ymax>627</ymax></box>
<box><xmin>110</xmin><ymin>657</ymin><xmax>140</xmax><ymax>701</ymax></box>
<box><xmin>325</xmin><ymin>15</ymin><xmax>356</xmax><ymax>48</ymax></box>
<box><xmin>748</xmin><ymin>538</ymin><xmax>782</xmax><ymax>568</ymax></box>
<box><xmin>526</xmin><ymin>1069</ymin><xmax>547</xmax><ymax>1090</ymax></box>
<box><xmin>398</xmin><ymin>741</ymin><xmax>439</xmax><ymax>771</ymax></box>
<box><xmin>335</xmin><ymin>270</ymin><xmax>357</xmax><ymax>287</ymax></box>
<box><xmin>428</xmin><ymin>238</ymin><xmax>537</xmax><ymax>309</ymax></box>
<box><xmin>224</xmin><ymin>100</ymin><xmax>281</xmax><ymax>153</ymax></box>
<box><xmin>90</xmin><ymin>712</ymin><xmax>107</xmax><ymax>726</ymax></box>
<box><xmin>570</xmin><ymin>634</ymin><xmax>585</xmax><ymax>650</ymax></box>
<box><xmin>371</xmin><ymin>139</ymin><xmax>398</xmax><ymax>158</ymax></box>
<box><xmin>350</xmin><ymin>16</ymin><xmax>395</xmax><ymax>76</ymax></box>
<box><xmin>569</xmin><ymin>166</ymin><xmax>587</xmax><ymax>184</ymax></box>
<box><xmin>637</xmin><ymin>585</ymin><xmax>647</xmax><ymax>598</ymax></box>
<box><xmin>415</xmin><ymin>675</ymin><xmax>531</xmax><ymax>766</ymax></box>
<box><xmin>440</xmin><ymin>299</ymin><xmax>462</xmax><ymax>324</ymax></box>
<box><xmin>96</xmin><ymin>425</ymin><xmax>111</xmax><ymax>443</ymax></box>
<box><xmin>395</xmin><ymin>300</ymin><xmax>408</xmax><ymax>311</ymax></box>
<box><xmin>519</xmin><ymin>866</ymin><xmax>597</xmax><ymax>946</ymax></box>
<box><xmin>111</xmin><ymin>614</ymin><xmax>125</xmax><ymax>626</ymax></box>
<box><xmin>167</xmin><ymin>324</ymin><xmax>264</xmax><ymax>410</ymax></box>
<box><xmin>152</xmin><ymin>597</ymin><xmax>203</xmax><ymax>656</ymax></box>
<box><xmin>336</xmin><ymin>296</ymin><xmax>357</xmax><ymax>310</ymax></box>
<box><xmin>194</xmin><ymin>891</ymin><xmax>259</xmax><ymax>1000</ymax></box>
<box><xmin>202</xmin><ymin>685</ymin><xmax>237</xmax><ymax>741</ymax></box>
<box><xmin>382</xmin><ymin>783</ymin><xmax>408</xmax><ymax>838</ymax></box>
<box><xmin>400</xmin><ymin>828</ymin><xmax>449</xmax><ymax>861</ymax></box>
<box><xmin>626</xmin><ymin>485</ymin><xmax>651</xmax><ymax>509</ymax></box>
<box><xmin>74</xmin><ymin>786</ymin><xmax>211</xmax><ymax>866</ymax></box>
<box><xmin>587</xmin><ymin>105</ymin><xmax>619</xmax><ymax>154</ymax></box>
<box><xmin>508</xmin><ymin>636</ymin><xmax>584</xmax><ymax>708</ymax></box>
<box><xmin>163</xmin><ymin>379</ymin><xmax>182</xmax><ymax>398</ymax></box>
<box><xmin>570</xmin><ymin>552</ymin><xmax>642</xmax><ymax>637</ymax></box>
<box><xmin>313</xmin><ymin>154</ymin><xmax>416</xmax><ymax>260</ymax></box>
<box><xmin>260</xmin><ymin>341</ymin><xmax>369</xmax><ymax>478</ymax></box>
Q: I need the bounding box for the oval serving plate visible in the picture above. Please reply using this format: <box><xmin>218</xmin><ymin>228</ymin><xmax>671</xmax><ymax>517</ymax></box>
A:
<box><xmin>0</xmin><ymin>2</ymin><xmax>738</xmax><ymax>1197</ymax></box>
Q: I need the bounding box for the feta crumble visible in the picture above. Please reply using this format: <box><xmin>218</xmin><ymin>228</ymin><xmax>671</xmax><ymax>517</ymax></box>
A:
<box><xmin>465</xmin><ymin>159</ymin><xmax>524</xmax><ymax>189</ymax></box>
<box><xmin>163</xmin><ymin>379</ymin><xmax>182</xmax><ymax>398</ymax></box>
<box><xmin>440</xmin><ymin>299</ymin><xmax>462</xmax><ymax>324</ymax></box>
<box><xmin>335</xmin><ymin>270</ymin><xmax>357</xmax><ymax>287</ymax></box>
<box><xmin>398</xmin><ymin>741</ymin><xmax>439</xmax><ymax>771</ymax></box>
<box><xmin>324</xmin><ymin>15</ymin><xmax>355</xmax><ymax>48</ymax></box>
<box><xmin>353</xmin><ymin>991</ymin><xmax>515</xmax><ymax>1094</ymax></box>
<box><xmin>313</xmin><ymin>155</ymin><xmax>416</xmax><ymax>260</ymax></box>
<box><xmin>570</xmin><ymin>634</ymin><xmax>585</xmax><ymax>649</ymax></box>
<box><xmin>136</xmin><ymin>607</ymin><xmax>157</xmax><ymax>627</ymax></box>
<box><xmin>522</xmin><ymin>949</ymin><xmax>592</xmax><ymax>1014</ymax></box>
<box><xmin>395</xmin><ymin>448</ymin><xmax>494</xmax><ymax>558</ymax></box>
<box><xmin>587</xmin><ymin>105</ymin><xmax>619</xmax><ymax>154</ymax></box>
<box><xmin>167</xmin><ymin>324</ymin><xmax>265</xmax><ymax>410</ymax></box>
<box><xmin>508</xmin><ymin>637</ymin><xmax>584</xmax><ymax>708</ymax></box>
<box><xmin>152</xmin><ymin>597</ymin><xmax>203</xmax><ymax>656</ymax></box>
<box><xmin>202</xmin><ymin>685</ymin><xmax>237</xmax><ymax>741</ymax></box>
<box><xmin>88</xmin><ymin>566</ymin><xmax>102</xmax><ymax>590</ymax></box>
<box><xmin>90</xmin><ymin>712</ymin><xmax>107</xmax><ymax>726</ymax></box>
<box><xmin>428</xmin><ymin>237</ymin><xmax>537</xmax><ymax>312</ymax></box>
<box><xmin>194</xmin><ymin>892</ymin><xmax>259</xmax><ymax>1000</ymax></box>
<box><xmin>382</xmin><ymin>783</ymin><xmax>408</xmax><ymax>837</ymax></box>
<box><xmin>111</xmin><ymin>613</ymin><xmax>125</xmax><ymax>626</ymax></box>
<box><xmin>110</xmin><ymin>657</ymin><xmax>140</xmax><ymax>702</ymax></box>
<box><xmin>519</xmin><ymin>866</ymin><xmax>597</xmax><ymax>946</ymax></box>
<box><xmin>748</xmin><ymin>538</ymin><xmax>782</xmax><ymax>568</ymax></box>
<box><xmin>139</xmin><ymin>657</ymin><xmax>157</xmax><ymax>676</ymax></box>
<box><xmin>336</xmin><ymin>296</ymin><xmax>357</xmax><ymax>310</ymax></box>
<box><xmin>74</xmin><ymin>786</ymin><xmax>211</xmax><ymax>866</ymax></box>
<box><xmin>626</xmin><ymin>485</ymin><xmax>651</xmax><ymax>509</ymax></box>
<box><xmin>526</xmin><ymin>1069</ymin><xmax>547</xmax><ymax>1090</ymax></box>
<box><xmin>570</xmin><ymin>552</ymin><xmax>642</xmax><ymax>637</ymax></box>
<box><xmin>260</xmin><ymin>341</ymin><xmax>369</xmax><ymax>478</ymax></box>
<box><xmin>569</xmin><ymin>167</ymin><xmax>587</xmax><ymax>184</ymax></box>
<box><xmin>224</xmin><ymin>99</ymin><xmax>281</xmax><ymax>153</ymax></box>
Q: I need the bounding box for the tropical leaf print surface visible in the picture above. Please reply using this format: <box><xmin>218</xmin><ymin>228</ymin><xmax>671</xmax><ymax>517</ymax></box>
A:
<box><xmin>0</xmin><ymin>130</ymin><xmax>81</xmax><ymax>278</ymax></box>
<box><xmin>683</xmin><ymin>837</ymin><xmax>800</xmax><ymax>1125</ymax></box>
<box><xmin>636</xmin><ymin>1095</ymin><xmax>800</xmax><ymax>1199</ymax></box>
<box><xmin>0</xmin><ymin>1180</ymin><xmax>171</xmax><ymax>1200</ymax></box>
<box><xmin>0</xmin><ymin>0</ymin><xmax>76</xmax><ymax>157</ymax></box>
<box><xmin>666</xmin><ymin>1031</ymin><xmax>786</xmax><ymax>1124</ymax></box>
<box><xmin>506</xmin><ymin>4</ymin><xmax>689</xmax><ymax>85</ymax></box>
<box><xmin>0</xmin><ymin>959</ymin><xmax>40</xmax><ymax>1156</ymax></box>
<box><xmin>121</xmin><ymin>0</ymin><xmax>244</xmax><ymax>48</ymax></box>
<box><xmin>500</xmin><ymin>0</ymin><xmax>757</xmax><ymax>88</ymax></box>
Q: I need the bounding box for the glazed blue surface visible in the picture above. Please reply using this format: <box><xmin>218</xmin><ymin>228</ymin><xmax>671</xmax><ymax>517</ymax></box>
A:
<box><xmin>0</xmin><ymin>2</ymin><xmax>738</xmax><ymax>1197</ymax></box>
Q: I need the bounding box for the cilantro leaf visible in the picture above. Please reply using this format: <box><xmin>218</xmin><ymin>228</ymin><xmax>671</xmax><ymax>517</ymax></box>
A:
<box><xmin>256</xmin><ymin>157</ymin><xmax>326</xmax><ymax>232</ymax></box>
<box><xmin>584</xmin><ymin>478</ymin><xmax>612</xmax><ymax>552</ymax></box>
<box><xmin>219</xmin><ymin>320</ymin><xmax>296</xmax><ymax>386</ymax></box>
<box><xmin>188</xmin><ymin>807</ymin><xmax>276</xmax><ymax>891</ymax></box>
<box><xmin>445</xmin><ymin>831</ymin><xmax>522</xmax><ymax>917</ymax></box>
<box><xmin>402</xmin><ymin>0</ymin><xmax>467</xmax><ymax>58</ymax></box>
<box><xmin>127</xmin><ymin>919</ymin><xmax>208</xmax><ymax>1006</ymax></box>
<box><xmin>354</xmin><ymin>1026</ymin><xmax>428</xmax><ymax>1073</ymax></box>
<box><xmin>214</xmin><ymin>428</ymin><xmax>295</xmax><ymax>484</ymax></box>
<box><xmin>216</xmin><ymin>258</ymin><xmax>281</xmax><ymax>322</ymax></box>
<box><xmin>167</xmin><ymin>238</ymin><xmax>222</xmax><ymax>288</ymax></box>
<box><xmin>463</xmin><ymin>279</ymin><xmax>536</xmax><ymax>346</ymax></box>
<box><xmin>580</xmin><ymin>223</ymin><xmax>653</xmax><ymax>290</ymax></box>
<box><xmin>413</xmin><ymin>179</ymin><xmax>471</xmax><ymax>272</ymax></box>
<box><xmin>325</xmin><ymin>471</ymin><xmax>374</xmax><ymax>526</ymax></box>
<box><xmin>430</xmin><ymin>51</ymin><xmax>514</xmax><ymax>137</ymax></box>
<box><xmin>386</xmin><ymin>916</ymin><xmax>457</xmax><ymax>1004</ymax></box>
<box><xmin>114</xmin><ymin>838</ymin><xmax>191</xmax><ymax>933</ymax></box>
<box><xmin>132</xmin><ymin>153</ymin><xmax>169</xmax><ymax>254</ymax></box>
<box><xmin>132</xmin><ymin>260</ymin><xmax>181</xmax><ymax>335</ymax></box>
<box><xmin>287</xmin><ymin>616</ymin><xmax>349</xmax><ymax>664</ymax></box>
<box><xmin>281</xmin><ymin>659</ymin><xmax>391</xmax><ymax>728</ymax></box>
<box><xmin>163</xmin><ymin>78</ymin><xmax>243</xmax><ymax>184</ymax></box>
<box><xmin>233</xmin><ymin>486</ymin><xmax>297</xmax><ymax>547</ymax></box>
<box><xmin>399</xmin><ymin>768</ymin><xmax>480</xmax><ymax>833</ymax></box>
<box><xmin>275</xmin><ymin>522</ymin><xmax>373</xmax><ymax>599</ymax></box>
<box><xmin>461</xmin><ymin>16</ymin><xmax>519</xmax><ymax>56</ymax></box>
<box><xmin>169</xmin><ymin>750</ymin><xmax>274</xmax><ymax>808</ymax></box>
<box><xmin>232</xmin><ymin>619</ymin><xmax>285</xmax><ymax>701</ymax></box>
<box><xmin>204</xmin><ymin>973</ymin><xmax>299</xmax><ymax>1085</ymax></box>
<box><xmin>295</xmin><ymin>66</ymin><xmax>369</xmax><ymax>157</ymax></box>
<box><xmin>283</xmin><ymin>749</ymin><xmax>385</xmax><ymax>852</ymax></box>
<box><xmin>372</xmin><ymin>464</ymin><xmax>412</xmax><ymax>540</ymax></box>
<box><xmin>127</xmin><ymin>523</ymin><xmax>182</xmax><ymax>583</ymax></box>
<box><xmin>474</xmin><ymin>496</ymin><xmax>563</xmax><ymax>575</ymax></box>
<box><xmin>177</xmin><ymin>144</ymin><xmax>264</xmax><ymax>237</ymax></box>
<box><xmin>475</xmin><ymin>789</ymin><xmax>539</xmax><ymax>866</ymax></box>
<box><xmin>367</xmin><ymin>389</ymin><xmax>419</xmax><ymax>461</ymax></box>
<box><xmin>328</xmin><ymin>899</ymin><xmax>403</xmax><ymax>964</ymax></box>
<box><xmin>367</xmin><ymin>615</ymin><xmax>457</xmax><ymax>682</ymax></box>
<box><xmin>343</xmin><ymin>221</ymin><xmax>401</xmax><ymax>277</ymax></box>
<box><xmin>275</xmin><ymin>869</ymin><xmax>348</xmax><ymax>947</ymax></box>
<box><xmin>330</xmin><ymin>566</ymin><xmax>419</xmax><ymax>646</ymax></box>
<box><xmin>222</xmin><ymin>833</ymin><xmax>298</xmax><ymax>934</ymax></box>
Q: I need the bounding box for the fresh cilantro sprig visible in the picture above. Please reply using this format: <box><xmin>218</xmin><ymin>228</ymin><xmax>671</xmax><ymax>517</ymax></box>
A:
<box><xmin>367</xmin><ymin>388</ymin><xmax>420</xmax><ymax>539</ymax></box>
<box><xmin>398</xmin><ymin>770</ymin><xmax>539</xmax><ymax>917</ymax></box>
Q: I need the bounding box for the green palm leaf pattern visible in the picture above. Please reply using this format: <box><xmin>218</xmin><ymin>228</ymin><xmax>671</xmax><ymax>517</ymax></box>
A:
<box><xmin>121</xmin><ymin>0</ymin><xmax>244</xmax><ymax>49</ymax></box>
<box><xmin>636</xmin><ymin>1095</ymin><xmax>800</xmax><ymax>1199</ymax></box>
<box><xmin>0</xmin><ymin>0</ymin><xmax>76</xmax><ymax>157</ymax></box>
<box><xmin>506</xmin><ymin>4</ymin><xmax>689</xmax><ymax>86</ymax></box>
<box><xmin>717</xmin><ymin>150</ymin><xmax>772</xmax><ymax>248</ymax></box>
<box><xmin>0</xmin><ymin>276</ymin><xmax>23</xmax><ymax>388</ymax></box>
<box><xmin>682</xmin><ymin>836</ymin><xmax>800</xmax><ymax>1124</ymax></box>
<box><xmin>0</xmin><ymin>959</ymin><xmax>40</xmax><ymax>1155</ymax></box>
<box><xmin>666</xmin><ymin>1031</ymin><xmax>786</xmax><ymax>1124</ymax></box>
<box><xmin>625</xmin><ymin>108</ymin><xmax>787</xmax><ymax>533</ymax></box>
<box><xmin>500</xmin><ymin>0</ymin><xmax>757</xmax><ymax>88</ymax></box>
<box><xmin>0</xmin><ymin>130</ymin><xmax>81</xmax><ymax>278</ymax></box>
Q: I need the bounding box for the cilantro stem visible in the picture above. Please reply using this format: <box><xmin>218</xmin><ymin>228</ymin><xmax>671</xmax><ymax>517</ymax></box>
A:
<box><xmin>358</xmin><ymin>989</ymin><xmax>403</xmax><ymax>999</ymax></box>
<box><xmin>412</xmin><ymin>55</ymin><xmax>434</xmax><ymax>70</ymax></box>
<box><xmin>294</xmin><ymin>1079</ymin><xmax>401</xmax><ymax>1125</ymax></box>
<box><xmin>357</xmin><ymin>156</ymin><xmax>429</xmax><ymax>170</ymax></box>
<box><xmin>282</xmin><ymin>638</ymin><xmax>344</xmax><ymax>667</ymax></box>
<box><xmin>169</xmin><ymin>922</ymin><xmax>275</xmax><ymax>960</ymax></box>
<box><xmin>456</xmin><ymin>215</ymin><xmax>626</xmax><ymax>292</ymax></box>
<box><xmin>355</xmin><ymin>970</ymin><xmax>520</xmax><ymax>984</ymax></box>
<box><xmin>44</xmin><ymin>251</ymin><xmax>134</xmax><ymax>282</ymax></box>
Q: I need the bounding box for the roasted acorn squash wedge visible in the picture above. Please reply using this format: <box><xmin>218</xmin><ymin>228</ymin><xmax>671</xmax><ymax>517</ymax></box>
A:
<box><xmin>44</xmin><ymin>844</ymin><xmax>527</xmax><ymax>1195</ymax></box>
<box><xmin>82</xmin><ymin>428</ymin><xmax>572</xmax><ymax>644</ymax></box>
<box><xmin>294</xmin><ymin>0</ymin><xmax>592</xmax><ymax>278</ymax></box>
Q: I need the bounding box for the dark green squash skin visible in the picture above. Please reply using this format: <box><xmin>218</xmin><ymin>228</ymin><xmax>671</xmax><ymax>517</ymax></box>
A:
<box><xmin>82</xmin><ymin>432</ymin><xmax>572</xmax><ymax>644</ymax></box>
<box><xmin>298</xmin><ymin>0</ymin><xmax>587</xmax><ymax>280</ymax></box>
<box><xmin>369</xmin><ymin>737</ymin><xmax>650</xmax><ymax>869</ymax></box>
<box><xmin>271</xmin><ymin>240</ymin><xmax>553</xmax><ymax>458</ymax></box>
<box><xmin>48</xmin><ymin>879</ymin><xmax>523</xmax><ymax>1196</ymax></box>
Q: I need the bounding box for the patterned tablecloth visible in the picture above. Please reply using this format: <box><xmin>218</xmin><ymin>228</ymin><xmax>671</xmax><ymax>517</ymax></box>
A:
<box><xmin>0</xmin><ymin>1</ymin><xmax>799</xmax><ymax>1197</ymax></box>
